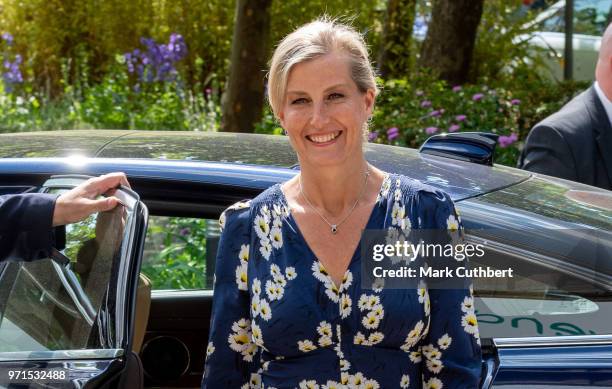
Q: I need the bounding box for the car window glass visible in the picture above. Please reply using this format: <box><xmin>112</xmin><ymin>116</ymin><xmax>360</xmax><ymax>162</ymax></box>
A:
<box><xmin>0</xmin><ymin>188</ymin><xmax>133</xmax><ymax>353</ymax></box>
<box><xmin>140</xmin><ymin>216</ymin><xmax>218</xmax><ymax>290</ymax></box>
<box><xmin>470</xmin><ymin>233</ymin><xmax>611</xmax><ymax>339</ymax></box>
<box><xmin>539</xmin><ymin>0</ymin><xmax>612</xmax><ymax>35</ymax></box>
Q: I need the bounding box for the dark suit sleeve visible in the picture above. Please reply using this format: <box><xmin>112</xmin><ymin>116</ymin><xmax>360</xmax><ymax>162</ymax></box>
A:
<box><xmin>0</xmin><ymin>193</ymin><xmax>59</xmax><ymax>262</ymax></box>
<box><xmin>519</xmin><ymin>124</ymin><xmax>578</xmax><ymax>180</ymax></box>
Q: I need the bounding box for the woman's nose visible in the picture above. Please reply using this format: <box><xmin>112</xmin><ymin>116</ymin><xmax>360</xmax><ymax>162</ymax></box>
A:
<box><xmin>309</xmin><ymin>101</ymin><xmax>330</xmax><ymax>129</ymax></box>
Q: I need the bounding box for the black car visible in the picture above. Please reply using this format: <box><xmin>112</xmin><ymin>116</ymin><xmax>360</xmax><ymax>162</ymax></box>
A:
<box><xmin>0</xmin><ymin>130</ymin><xmax>610</xmax><ymax>388</ymax></box>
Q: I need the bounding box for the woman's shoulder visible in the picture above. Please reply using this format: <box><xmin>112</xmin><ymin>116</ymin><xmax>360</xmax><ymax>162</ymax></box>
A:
<box><xmin>390</xmin><ymin>173</ymin><xmax>452</xmax><ymax>205</ymax></box>
<box><xmin>219</xmin><ymin>184</ymin><xmax>285</xmax><ymax>231</ymax></box>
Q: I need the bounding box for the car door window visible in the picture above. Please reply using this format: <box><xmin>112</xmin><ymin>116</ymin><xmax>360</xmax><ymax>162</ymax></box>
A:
<box><xmin>140</xmin><ymin>216</ymin><xmax>219</xmax><ymax>290</ymax></box>
<box><xmin>468</xmin><ymin>232</ymin><xmax>611</xmax><ymax>339</ymax></box>
<box><xmin>0</xmin><ymin>182</ymin><xmax>143</xmax><ymax>356</ymax></box>
<box><xmin>539</xmin><ymin>0</ymin><xmax>612</xmax><ymax>35</ymax></box>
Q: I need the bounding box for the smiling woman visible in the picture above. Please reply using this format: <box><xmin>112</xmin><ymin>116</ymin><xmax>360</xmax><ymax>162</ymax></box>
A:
<box><xmin>202</xmin><ymin>18</ymin><xmax>482</xmax><ymax>389</ymax></box>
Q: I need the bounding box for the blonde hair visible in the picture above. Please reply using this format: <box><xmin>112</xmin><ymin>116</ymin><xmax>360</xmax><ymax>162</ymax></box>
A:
<box><xmin>267</xmin><ymin>17</ymin><xmax>379</xmax><ymax>119</ymax></box>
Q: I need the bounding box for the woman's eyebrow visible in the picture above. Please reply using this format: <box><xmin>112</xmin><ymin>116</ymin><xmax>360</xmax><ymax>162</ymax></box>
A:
<box><xmin>286</xmin><ymin>84</ymin><xmax>349</xmax><ymax>95</ymax></box>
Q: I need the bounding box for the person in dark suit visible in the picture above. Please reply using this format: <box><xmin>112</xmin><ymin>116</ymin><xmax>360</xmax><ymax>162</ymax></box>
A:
<box><xmin>518</xmin><ymin>24</ymin><xmax>612</xmax><ymax>190</ymax></box>
<box><xmin>0</xmin><ymin>172</ymin><xmax>130</xmax><ymax>261</ymax></box>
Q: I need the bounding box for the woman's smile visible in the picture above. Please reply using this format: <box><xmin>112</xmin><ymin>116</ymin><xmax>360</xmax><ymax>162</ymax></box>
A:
<box><xmin>306</xmin><ymin>130</ymin><xmax>342</xmax><ymax>146</ymax></box>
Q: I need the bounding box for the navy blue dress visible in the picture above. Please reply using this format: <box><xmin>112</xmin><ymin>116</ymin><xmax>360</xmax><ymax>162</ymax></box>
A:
<box><xmin>202</xmin><ymin>173</ymin><xmax>482</xmax><ymax>389</ymax></box>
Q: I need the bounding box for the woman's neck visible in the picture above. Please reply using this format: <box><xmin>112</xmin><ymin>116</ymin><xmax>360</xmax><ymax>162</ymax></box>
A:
<box><xmin>297</xmin><ymin>159</ymin><xmax>370</xmax><ymax>217</ymax></box>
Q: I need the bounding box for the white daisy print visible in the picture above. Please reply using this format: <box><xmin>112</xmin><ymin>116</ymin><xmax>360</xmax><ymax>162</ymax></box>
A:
<box><xmin>400</xmin><ymin>374</ymin><xmax>410</xmax><ymax>388</ymax></box>
<box><xmin>323</xmin><ymin>381</ymin><xmax>342</xmax><ymax>389</ymax></box>
<box><xmin>238</xmin><ymin>244</ymin><xmax>249</xmax><ymax>263</ymax></box>
<box><xmin>265</xmin><ymin>279</ymin><xmax>281</xmax><ymax>300</ymax></box>
<box><xmin>298</xmin><ymin>340</ymin><xmax>317</xmax><ymax>353</ymax></box>
<box><xmin>312</xmin><ymin>262</ymin><xmax>329</xmax><ymax>283</ymax></box>
<box><xmin>426</xmin><ymin>358</ymin><xmax>443</xmax><ymax>374</ymax></box>
<box><xmin>298</xmin><ymin>380</ymin><xmax>319</xmax><ymax>389</ymax></box>
<box><xmin>235</xmin><ymin>263</ymin><xmax>248</xmax><ymax>290</ymax></box>
<box><xmin>372</xmin><ymin>277</ymin><xmax>384</xmax><ymax>292</ymax></box>
<box><xmin>409</xmin><ymin>350</ymin><xmax>422</xmax><ymax>363</ymax></box>
<box><xmin>270</xmin><ymin>226</ymin><xmax>283</xmax><ymax>249</ymax></box>
<box><xmin>249</xmin><ymin>372</ymin><xmax>262</xmax><ymax>387</ymax></box>
<box><xmin>318</xmin><ymin>336</ymin><xmax>333</xmax><ymax>347</ymax></box>
<box><xmin>317</xmin><ymin>321</ymin><xmax>332</xmax><ymax>337</ymax></box>
<box><xmin>254</xmin><ymin>215</ymin><xmax>270</xmax><ymax>240</ymax></box>
<box><xmin>285</xmin><ymin>266</ymin><xmax>297</xmax><ymax>280</ymax></box>
<box><xmin>219</xmin><ymin>212</ymin><xmax>226</xmax><ymax>231</ymax></box>
<box><xmin>461</xmin><ymin>296</ymin><xmax>474</xmax><ymax>313</ymax></box>
<box><xmin>259</xmin><ymin>238</ymin><xmax>272</xmax><ymax>260</ymax></box>
<box><xmin>243</xmin><ymin>342</ymin><xmax>258</xmax><ymax>362</ymax></box>
<box><xmin>362</xmin><ymin>378</ymin><xmax>380</xmax><ymax>389</ymax></box>
<box><xmin>340</xmin><ymin>294</ymin><xmax>352</xmax><ymax>318</ymax></box>
<box><xmin>368</xmin><ymin>332</ymin><xmax>384</xmax><ymax>345</ymax></box>
<box><xmin>339</xmin><ymin>271</ymin><xmax>353</xmax><ymax>292</ymax></box>
<box><xmin>339</xmin><ymin>359</ymin><xmax>351</xmax><ymax>371</ymax></box>
<box><xmin>354</xmin><ymin>331</ymin><xmax>366</xmax><ymax>345</ymax></box>
<box><xmin>424</xmin><ymin>377</ymin><xmax>443</xmax><ymax>389</ymax></box>
<box><xmin>206</xmin><ymin>341</ymin><xmax>215</xmax><ymax>357</ymax></box>
<box><xmin>252</xmin><ymin>278</ymin><xmax>261</xmax><ymax>296</ymax></box>
<box><xmin>324</xmin><ymin>281</ymin><xmax>340</xmax><ymax>303</ymax></box>
<box><xmin>251</xmin><ymin>322</ymin><xmax>263</xmax><ymax>347</ymax></box>
<box><xmin>438</xmin><ymin>334</ymin><xmax>452</xmax><ymax>350</ymax></box>
<box><xmin>362</xmin><ymin>311</ymin><xmax>381</xmax><ymax>329</ymax></box>
<box><xmin>462</xmin><ymin>312</ymin><xmax>479</xmax><ymax>335</ymax></box>
<box><xmin>447</xmin><ymin>213</ymin><xmax>459</xmax><ymax>232</ymax></box>
<box><xmin>371</xmin><ymin>304</ymin><xmax>385</xmax><ymax>320</ymax></box>
<box><xmin>259</xmin><ymin>299</ymin><xmax>272</xmax><ymax>321</ymax></box>
<box><xmin>401</xmin><ymin>320</ymin><xmax>424</xmax><ymax>350</ymax></box>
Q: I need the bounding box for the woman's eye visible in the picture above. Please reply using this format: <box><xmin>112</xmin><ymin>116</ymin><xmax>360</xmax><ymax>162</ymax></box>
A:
<box><xmin>291</xmin><ymin>98</ymin><xmax>308</xmax><ymax>105</ymax></box>
<box><xmin>328</xmin><ymin>93</ymin><xmax>344</xmax><ymax>100</ymax></box>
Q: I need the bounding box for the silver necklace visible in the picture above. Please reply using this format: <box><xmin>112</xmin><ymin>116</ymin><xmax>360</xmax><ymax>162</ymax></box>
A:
<box><xmin>299</xmin><ymin>167</ymin><xmax>370</xmax><ymax>234</ymax></box>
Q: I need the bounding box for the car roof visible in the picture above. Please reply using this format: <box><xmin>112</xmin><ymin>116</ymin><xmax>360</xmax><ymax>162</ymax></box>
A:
<box><xmin>0</xmin><ymin>130</ymin><xmax>530</xmax><ymax>201</ymax></box>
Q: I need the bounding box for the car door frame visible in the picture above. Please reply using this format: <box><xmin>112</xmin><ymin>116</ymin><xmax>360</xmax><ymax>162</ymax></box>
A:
<box><xmin>0</xmin><ymin>174</ymin><xmax>148</xmax><ymax>388</ymax></box>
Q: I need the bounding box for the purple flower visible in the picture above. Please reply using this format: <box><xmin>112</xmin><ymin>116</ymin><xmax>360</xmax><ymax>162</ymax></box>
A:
<box><xmin>368</xmin><ymin>131</ymin><xmax>379</xmax><ymax>142</ymax></box>
<box><xmin>472</xmin><ymin>93</ymin><xmax>484</xmax><ymax>102</ymax></box>
<box><xmin>387</xmin><ymin>127</ymin><xmax>399</xmax><ymax>140</ymax></box>
<box><xmin>498</xmin><ymin>132</ymin><xmax>518</xmax><ymax>148</ymax></box>
<box><xmin>448</xmin><ymin>124</ymin><xmax>460</xmax><ymax>132</ymax></box>
<box><xmin>416</xmin><ymin>90</ymin><xmax>424</xmax><ymax>96</ymax></box>
<box><xmin>429</xmin><ymin>110</ymin><xmax>441</xmax><ymax>117</ymax></box>
<box><xmin>455</xmin><ymin>114</ymin><xmax>467</xmax><ymax>122</ymax></box>
<box><xmin>2</xmin><ymin>32</ymin><xmax>13</xmax><ymax>45</ymax></box>
<box><xmin>511</xmin><ymin>99</ymin><xmax>521</xmax><ymax>105</ymax></box>
<box><xmin>179</xmin><ymin>228</ymin><xmax>190</xmax><ymax>236</ymax></box>
<box><xmin>420</xmin><ymin>100</ymin><xmax>432</xmax><ymax>108</ymax></box>
<box><xmin>126</xmin><ymin>33</ymin><xmax>187</xmax><ymax>83</ymax></box>
<box><xmin>452</xmin><ymin>85</ymin><xmax>462</xmax><ymax>92</ymax></box>
<box><xmin>205</xmin><ymin>88</ymin><xmax>212</xmax><ymax>95</ymax></box>
<box><xmin>425</xmin><ymin>127</ymin><xmax>438</xmax><ymax>135</ymax></box>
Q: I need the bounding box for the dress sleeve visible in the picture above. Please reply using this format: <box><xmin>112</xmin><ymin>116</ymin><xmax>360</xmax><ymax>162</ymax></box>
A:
<box><xmin>202</xmin><ymin>201</ymin><xmax>262</xmax><ymax>389</ymax></box>
<box><xmin>417</xmin><ymin>190</ymin><xmax>482</xmax><ymax>389</ymax></box>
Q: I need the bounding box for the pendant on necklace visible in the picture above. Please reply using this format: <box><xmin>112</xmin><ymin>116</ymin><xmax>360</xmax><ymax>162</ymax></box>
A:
<box><xmin>331</xmin><ymin>225</ymin><xmax>338</xmax><ymax>234</ymax></box>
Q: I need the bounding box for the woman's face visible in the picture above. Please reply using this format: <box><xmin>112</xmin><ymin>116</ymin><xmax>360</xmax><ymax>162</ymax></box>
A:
<box><xmin>278</xmin><ymin>51</ymin><xmax>375</xmax><ymax>168</ymax></box>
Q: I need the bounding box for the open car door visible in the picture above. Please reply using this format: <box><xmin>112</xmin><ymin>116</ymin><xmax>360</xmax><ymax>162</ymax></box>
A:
<box><xmin>0</xmin><ymin>175</ymin><xmax>148</xmax><ymax>388</ymax></box>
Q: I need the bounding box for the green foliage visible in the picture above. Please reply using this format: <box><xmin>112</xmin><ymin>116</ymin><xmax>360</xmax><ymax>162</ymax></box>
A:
<box><xmin>141</xmin><ymin>217</ymin><xmax>210</xmax><ymax>290</ymax></box>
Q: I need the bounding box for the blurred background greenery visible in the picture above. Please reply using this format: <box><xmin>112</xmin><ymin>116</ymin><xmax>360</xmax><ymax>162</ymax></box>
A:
<box><xmin>0</xmin><ymin>0</ymin><xmax>591</xmax><ymax>168</ymax></box>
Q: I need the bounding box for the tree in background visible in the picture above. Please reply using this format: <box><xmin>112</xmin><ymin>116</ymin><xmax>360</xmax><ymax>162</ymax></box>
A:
<box><xmin>418</xmin><ymin>0</ymin><xmax>484</xmax><ymax>85</ymax></box>
<box><xmin>221</xmin><ymin>0</ymin><xmax>272</xmax><ymax>133</ymax></box>
<box><xmin>377</xmin><ymin>0</ymin><xmax>416</xmax><ymax>79</ymax></box>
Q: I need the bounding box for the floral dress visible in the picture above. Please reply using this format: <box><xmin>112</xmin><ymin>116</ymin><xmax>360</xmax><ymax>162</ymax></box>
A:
<box><xmin>202</xmin><ymin>173</ymin><xmax>482</xmax><ymax>389</ymax></box>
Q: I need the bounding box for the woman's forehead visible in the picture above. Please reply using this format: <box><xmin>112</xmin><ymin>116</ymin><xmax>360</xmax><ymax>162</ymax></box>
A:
<box><xmin>286</xmin><ymin>52</ymin><xmax>353</xmax><ymax>91</ymax></box>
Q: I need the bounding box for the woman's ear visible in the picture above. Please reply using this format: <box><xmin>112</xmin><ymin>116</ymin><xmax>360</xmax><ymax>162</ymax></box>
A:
<box><xmin>364</xmin><ymin>88</ymin><xmax>375</xmax><ymax>117</ymax></box>
<box><xmin>277</xmin><ymin>106</ymin><xmax>286</xmax><ymax>129</ymax></box>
